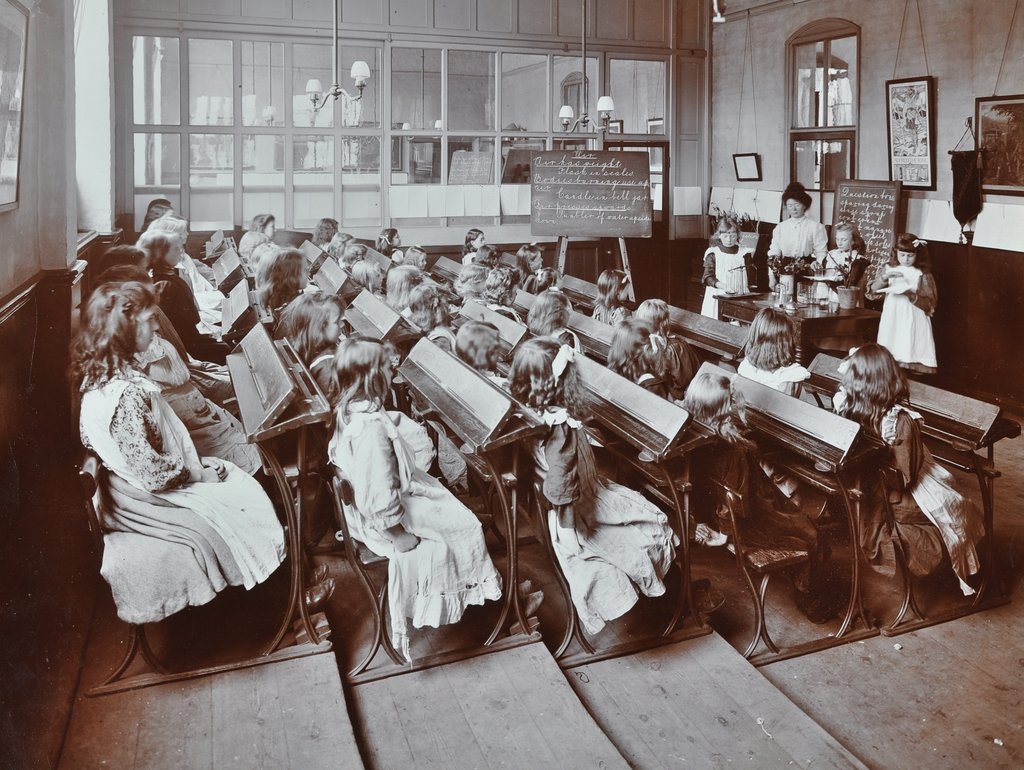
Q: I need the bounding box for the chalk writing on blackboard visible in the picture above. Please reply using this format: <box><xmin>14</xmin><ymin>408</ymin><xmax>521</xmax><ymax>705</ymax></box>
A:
<box><xmin>448</xmin><ymin>150</ymin><xmax>493</xmax><ymax>184</ymax></box>
<box><xmin>530</xmin><ymin>150</ymin><xmax>653</xmax><ymax>237</ymax></box>
<box><xmin>832</xmin><ymin>179</ymin><xmax>903</xmax><ymax>297</ymax></box>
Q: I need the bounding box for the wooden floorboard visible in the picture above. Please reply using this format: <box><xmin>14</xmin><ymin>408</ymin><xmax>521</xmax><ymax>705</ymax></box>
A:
<box><xmin>349</xmin><ymin>640</ymin><xmax>629</xmax><ymax>770</ymax></box>
<box><xmin>58</xmin><ymin>653</ymin><xmax>361</xmax><ymax>770</ymax></box>
<box><xmin>566</xmin><ymin>632</ymin><xmax>867</xmax><ymax>769</ymax></box>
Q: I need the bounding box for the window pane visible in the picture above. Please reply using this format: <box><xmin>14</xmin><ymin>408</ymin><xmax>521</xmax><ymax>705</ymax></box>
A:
<box><xmin>133</xmin><ymin>133</ymin><xmax>181</xmax><ymax>229</ymax></box>
<box><xmin>609</xmin><ymin>59</ymin><xmax>667</xmax><ymax>134</ymax></box>
<box><xmin>340</xmin><ymin>45</ymin><xmax>382</xmax><ymax>129</ymax></box>
<box><xmin>189</xmin><ymin>39</ymin><xmax>233</xmax><ymax>126</ymax></box>
<box><xmin>501</xmin><ymin>54</ymin><xmax>547</xmax><ymax>132</ymax></box>
<box><xmin>552</xmin><ymin>55</ymin><xmax>598</xmax><ymax>132</ymax></box>
<box><xmin>294</xmin><ymin>43</ymin><xmax>334</xmax><ymax>129</ymax></box>
<box><xmin>392</xmin><ymin>48</ymin><xmax>441</xmax><ymax>130</ymax></box>
<box><xmin>391</xmin><ymin>137</ymin><xmax>442</xmax><ymax>185</ymax></box>
<box><xmin>132</xmin><ymin>36</ymin><xmax>180</xmax><ymax>125</ymax></box>
<box><xmin>793</xmin><ymin>138</ymin><xmax>851</xmax><ymax>190</ymax></box>
<box><xmin>500</xmin><ymin>137</ymin><xmax>545</xmax><ymax>183</ymax></box>
<box><xmin>189</xmin><ymin>134</ymin><xmax>233</xmax><ymax>229</ymax></box>
<box><xmin>554</xmin><ymin>138</ymin><xmax>592</xmax><ymax>151</ymax></box>
<box><xmin>241</xmin><ymin>41</ymin><xmax>284</xmax><ymax>127</ymax></box>
<box><xmin>242</xmin><ymin>134</ymin><xmax>285</xmax><ymax>226</ymax></box>
<box><xmin>792</xmin><ymin>41</ymin><xmax>822</xmax><ymax>128</ymax></box>
<box><xmin>293</xmin><ymin>135</ymin><xmax>334</xmax><ymax>228</ymax></box>
<box><xmin>828</xmin><ymin>36</ymin><xmax>856</xmax><ymax>126</ymax></box>
<box><xmin>341</xmin><ymin>136</ymin><xmax>381</xmax><ymax>226</ymax></box>
<box><xmin>447</xmin><ymin>137</ymin><xmax>495</xmax><ymax>184</ymax></box>
<box><xmin>449</xmin><ymin>51</ymin><xmax>495</xmax><ymax>131</ymax></box>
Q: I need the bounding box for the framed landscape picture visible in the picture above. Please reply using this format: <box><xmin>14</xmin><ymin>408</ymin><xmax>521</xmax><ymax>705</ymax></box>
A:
<box><xmin>885</xmin><ymin>76</ymin><xmax>936</xmax><ymax>191</ymax></box>
<box><xmin>976</xmin><ymin>93</ymin><xmax>1024</xmax><ymax>196</ymax></box>
<box><xmin>0</xmin><ymin>0</ymin><xmax>29</xmax><ymax>213</ymax></box>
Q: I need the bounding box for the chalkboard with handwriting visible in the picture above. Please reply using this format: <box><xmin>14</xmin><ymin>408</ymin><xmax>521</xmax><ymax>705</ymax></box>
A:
<box><xmin>832</xmin><ymin>179</ymin><xmax>902</xmax><ymax>266</ymax></box>
<box><xmin>448</xmin><ymin>150</ymin><xmax>493</xmax><ymax>184</ymax></box>
<box><xmin>530</xmin><ymin>150</ymin><xmax>653</xmax><ymax>237</ymax></box>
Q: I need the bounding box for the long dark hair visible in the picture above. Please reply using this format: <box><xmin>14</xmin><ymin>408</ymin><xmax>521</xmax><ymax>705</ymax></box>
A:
<box><xmin>509</xmin><ymin>337</ymin><xmax>586</xmax><ymax>418</ymax></box>
<box><xmin>276</xmin><ymin>293</ymin><xmax>346</xmax><ymax>365</ymax></box>
<box><xmin>257</xmin><ymin>248</ymin><xmax>307</xmax><ymax>313</ymax></box>
<box><xmin>744</xmin><ymin>307</ymin><xmax>797</xmax><ymax>373</ymax></box>
<box><xmin>835</xmin><ymin>343</ymin><xmax>909</xmax><ymax>436</ymax></box>
<box><xmin>607</xmin><ymin>318</ymin><xmax>653</xmax><ymax>383</ymax></box>
<box><xmin>889</xmin><ymin>232</ymin><xmax>931</xmax><ymax>272</ymax></box>
<box><xmin>462</xmin><ymin>228</ymin><xmax>484</xmax><ymax>256</ymax></box>
<box><xmin>70</xmin><ymin>281</ymin><xmax>156</xmax><ymax>390</ymax></box>
<box><xmin>681</xmin><ymin>371</ymin><xmax>754</xmax><ymax>449</ymax></box>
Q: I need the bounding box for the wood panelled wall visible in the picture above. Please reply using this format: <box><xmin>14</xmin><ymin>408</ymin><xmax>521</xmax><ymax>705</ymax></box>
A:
<box><xmin>121</xmin><ymin>0</ymin><xmax>685</xmax><ymax>46</ymax></box>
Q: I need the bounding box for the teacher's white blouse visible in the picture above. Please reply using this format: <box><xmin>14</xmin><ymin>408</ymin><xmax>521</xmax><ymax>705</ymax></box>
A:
<box><xmin>767</xmin><ymin>216</ymin><xmax>828</xmax><ymax>259</ymax></box>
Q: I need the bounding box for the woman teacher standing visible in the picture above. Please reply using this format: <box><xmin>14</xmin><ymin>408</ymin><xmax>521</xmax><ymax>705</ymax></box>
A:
<box><xmin>767</xmin><ymin>182</ymin><xmax>828</xmax><ymax>286</ymax></box>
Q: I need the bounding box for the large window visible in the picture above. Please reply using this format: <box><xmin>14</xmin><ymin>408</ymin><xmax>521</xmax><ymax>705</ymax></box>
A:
<box><xmin>126</xmin><ymin>36</ymin><xmax>659</xmax><ymax>231</ymax></box>
<box><xmin>787</xmin><ymin>20</ymin><xmax>859</xmax><ymax>191</ymax></box>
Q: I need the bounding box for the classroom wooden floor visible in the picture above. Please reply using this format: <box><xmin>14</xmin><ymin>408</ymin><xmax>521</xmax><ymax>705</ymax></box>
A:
<box><xmin>54</xmin><ymin>415</ymin><xmax>1023</xmax><ymax>769</ymax></box>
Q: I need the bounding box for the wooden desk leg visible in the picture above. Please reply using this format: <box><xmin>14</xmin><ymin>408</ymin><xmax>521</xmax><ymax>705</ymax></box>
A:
<box><xmin>483</xmin><ymin>454</ymin><xmax>528</xmax><ymax>645</ymax></box>
<box><xmin>660</xmin><ymin>461</ymin><xmax>704</xmax><ymax>635</ymax></box>
<box><xmin>257</xmin><ymin>440</ymin><xmax>321</xmax><ymax>654</ymax></box>
<box><xmin>835</xmin><ymin>480</ymin><xmax>874</xmax><ymax>638</ymax></box>
<box><xmin>970</xmin><ymin>453</ymin><xmax>1001</xmax><ymax>603</ymax></box>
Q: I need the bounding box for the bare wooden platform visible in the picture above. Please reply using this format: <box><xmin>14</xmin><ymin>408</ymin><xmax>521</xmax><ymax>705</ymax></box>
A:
<box><xmin>58</xmin><ymin>653</ymin><xmax>362</xmax><ymax>769</ymax></box>
<box><xmin>565</xmin><ymin>632</ymin><xmax>867</xmax><ymax>769</ymax></box>
<box><xmin>348</xmin><ymin>640</ymin><xmax>630</xmax><ymax>769</ymax></box>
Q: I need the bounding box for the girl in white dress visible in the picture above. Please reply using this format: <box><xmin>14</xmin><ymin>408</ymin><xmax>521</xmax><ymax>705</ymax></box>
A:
<box><xmin>872</xmin><ymin>234</ymin><xmax>937</xmax><ymax>374</ymax></box>
<box><xmin>74</xmin><ymin>281</ymin><xmax>285</xmax><ymax>624</ymax></box>
<box><xmin>701</xmin><ymin>216</ymin><xmax>753</xmax><ymax>319</ymax></box>
<box><xmin>736</xmin><ymin>307</ymin><xmax>809</xmax><ymax>507</ymax></box>
<box><xmin>328</xmin><ymin>337</ymin><xmax>502</xmax><ymax>659</ymax></box>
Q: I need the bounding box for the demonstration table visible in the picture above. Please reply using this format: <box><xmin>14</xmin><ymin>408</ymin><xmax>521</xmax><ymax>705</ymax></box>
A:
<box><xmin>716</xmin><ymin>294</ymin><xmax>881</xmax><ymax>365</ymax></box>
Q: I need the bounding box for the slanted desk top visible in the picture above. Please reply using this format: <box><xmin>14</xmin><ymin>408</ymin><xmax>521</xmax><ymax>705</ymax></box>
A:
<box><xmin>574</xmin><ymin>353</ymin><xmax>704</xmax><ymax>462</ymax></box>
<box><xmin>705</xmin><ymin>361</ymin><xmax>865</xmax><ymax>471</ymax></box>
<box><xmin>806</xmin><ymin>353</ymin><xmax>1016</xmax><ymax>453</ymax></box>
<box><xmin>667</xmin><ymin>305</ymin><xmax>747</xmax><ymax>365</ymax></box>
<box><xmin>400</xmin><ymin>338</ymin><xmax>544</xmax><ymax>452</ymax></box>
<box><xmin>459</xmin><ymin>299</ymin><xmax>529</xmax><ymax>359</ymax></box>
<box><xmin>226</xmin><ymin>324</ymin><xmax>331</xmax><ymax>442</ymax></box>
<box><xmin>344</xmin><ymin>289</ymin><xmax>421</xmax><ymax>345</ymax></box>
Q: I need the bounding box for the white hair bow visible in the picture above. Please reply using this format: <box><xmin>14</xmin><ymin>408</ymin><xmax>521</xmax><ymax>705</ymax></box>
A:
<box><xmin>552</xmin><ymin>344</ymin><xmax>576</xmax><ymax>381</ymax></box>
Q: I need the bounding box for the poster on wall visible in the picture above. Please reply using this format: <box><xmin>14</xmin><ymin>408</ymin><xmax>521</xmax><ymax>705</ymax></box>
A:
<box><xmin>976</xmin><ymin>93</ymin><xmax>1024</xmax><ymax>197</ymax></box>
<box><xmin>885</xmin><ymin>76</ymin><xmax>936</xmax><ymax>191</ymax></box>
<box><xmin>0</xmin><ymin>0</ymin><xmax>29</xmax><ymax>213</ymax></box>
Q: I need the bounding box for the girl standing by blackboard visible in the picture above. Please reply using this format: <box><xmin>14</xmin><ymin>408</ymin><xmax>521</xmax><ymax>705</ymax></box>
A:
<box><xmin>872</xmin><ymin>234</ymin><xmax>937</xmax><ymax>375</ymax></box>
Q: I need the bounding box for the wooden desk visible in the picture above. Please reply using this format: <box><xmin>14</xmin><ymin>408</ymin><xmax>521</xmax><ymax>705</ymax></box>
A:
<box><xmin>716</xmin><ymin>294</ymin><xmax>880</xmax><ymax>364</ymax></box>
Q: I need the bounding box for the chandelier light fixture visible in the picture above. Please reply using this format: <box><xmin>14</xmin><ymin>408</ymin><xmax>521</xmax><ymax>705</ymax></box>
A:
<box><xmin>309</xmin><ymin>0</ymin><xmax>371</xmax><ymax>113</ymax></box>
<box><xmin>558</xmin><ymin>0</ymin><xmax>615</xmax><ymax>132</ymax></box>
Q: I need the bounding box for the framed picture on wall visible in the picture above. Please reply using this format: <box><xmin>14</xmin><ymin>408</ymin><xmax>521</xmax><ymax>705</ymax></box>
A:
<box><xmin>732</xmin><ymin>153</ymin><xmax>762</xmax><ymax>182</ymax></box>
<box><xmin>646</xmin><ymin>117</ymin><xmax>664</xmax><ymax>134</ymax></box>
<box><xmin>607</xmin><ymin>119</ymin><xmax>623</xmax><ymax>135</ymax></box>
<box><xmin>885</xmin><ymin>76</ymin><xmax>937</xmax><ymax>191</ymax></box>
<box><xmin>976</xmin><ymin>93</ymin><xmax>1024</xmax><ymax>196</ymax></box>
<box><xmin>0</xmin><ymin>0</ymin><xmax>29</xmax><ymax>213</ymax></box>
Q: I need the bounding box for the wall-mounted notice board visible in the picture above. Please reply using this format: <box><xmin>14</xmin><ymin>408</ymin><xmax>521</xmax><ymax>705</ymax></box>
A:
<box><xmin>530</xmin><ymin>150</ymin><xmax>653</xmax><ymax>237</ymax></box>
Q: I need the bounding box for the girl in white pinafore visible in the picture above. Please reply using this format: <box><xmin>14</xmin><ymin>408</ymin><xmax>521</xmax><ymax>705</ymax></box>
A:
<box><xmin>701</xmin><ymin>217</ymin><xmax>752</xmax><ymax>319</ymax></box>
<box><xmin>872</xmin><ymin>234</ymin><xmax>938</xmax><ymax>375</ymax></box>
<box><xmin>74</xmin><ymin>282</ymin><xmax>284</xmax><ymax>624</ymax></box>
<box><xmin>328</xmin><ymin>337</ymin><xmax>502</xmax><ymax>659</ymax></box>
